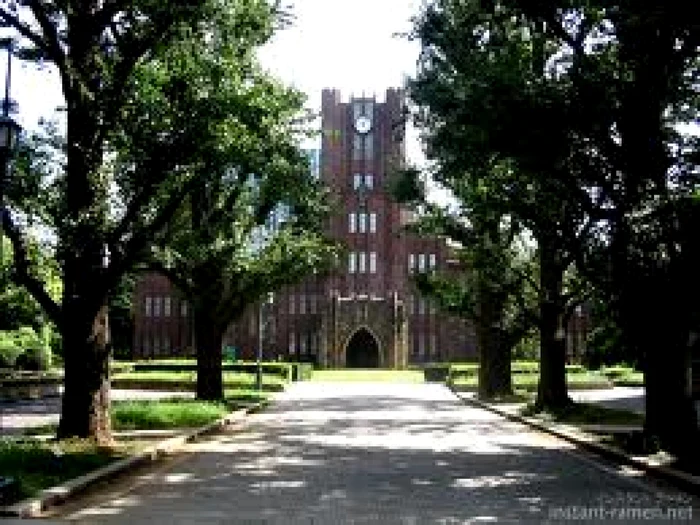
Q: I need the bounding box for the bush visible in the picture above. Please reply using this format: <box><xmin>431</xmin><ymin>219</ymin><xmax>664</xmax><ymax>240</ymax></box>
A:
<box><xmin>15</xmin><ymin>346</ymin><xmax>52</xmax><ymax>371</ymax></box>
<box><xmin>0</xmin><ymin>340</ymin><xmax>22</xmax><ymax>369</ymax></box>
<box><xmin>423</xmin><ymin>363</ymin><xmax>450</xmax><ymax>383</ymax></box>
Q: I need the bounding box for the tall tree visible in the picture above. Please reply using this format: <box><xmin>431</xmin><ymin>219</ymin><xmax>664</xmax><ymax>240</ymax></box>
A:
<box><xmin>0</xmin><ymin>0</ymin><xmax>281</xmax><ymax>442</ymax></box>
<box><xmin>508</xmin><ymin>0</ymin><xmax>700</xmax><ymax>459</ymax></box>
<box><xmin>409</xmin><ymin>0</ymin><xmax>592</xmax><ymax>408</ymax></box>
<box><xmin>394</xmin><ymin>167</ymin><xmax>536</xmax><ymax>399</ymax></box>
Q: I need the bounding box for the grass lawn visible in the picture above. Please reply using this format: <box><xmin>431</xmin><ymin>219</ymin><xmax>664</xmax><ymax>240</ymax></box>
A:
<box><xmin>0</xmin><ymin>439</ymin><xmax>131</xmax><ymax>504</ymax></box>
<box><xmin>451</xmin><ymin>371</ymin><xmax>612</xmax><ymax>391</ymax></box>
<box><xmin>521</xmin><ymin>401</ymin><xmax>644</xmax><ymax>426</ymax></box>
<box><xmin>112</xmin><ymin>370</ymin><xmax>286</xmax><ymax>391</ymax></box>
<box><xmin>310</xmin><ymin>369</ymin><xmax>425</xmax><ymax>383</ymax></box>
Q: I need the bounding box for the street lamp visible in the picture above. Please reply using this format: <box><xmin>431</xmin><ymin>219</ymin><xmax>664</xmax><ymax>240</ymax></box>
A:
<box><xmin>256</xmin><ymin>292</ymin><xmax>274</xmax><ymax>391</ymax></box>
<box><xmin>0</xmin><ymin>38</ymin><xmax>21</xmax><ymax>505</ymax></box>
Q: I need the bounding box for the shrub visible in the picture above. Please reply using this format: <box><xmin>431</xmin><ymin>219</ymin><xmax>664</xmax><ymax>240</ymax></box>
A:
<box><xmin>0</xmin><ymin>340</ymin><xmax>22</xmax><ymax>369</ymax></box>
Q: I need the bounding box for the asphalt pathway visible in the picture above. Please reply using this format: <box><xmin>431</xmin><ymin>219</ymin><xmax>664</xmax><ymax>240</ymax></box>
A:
<box><xmin>54</xmin><ymin>382</ymin><xmax>697</xmax><ymax>524</ymax></box>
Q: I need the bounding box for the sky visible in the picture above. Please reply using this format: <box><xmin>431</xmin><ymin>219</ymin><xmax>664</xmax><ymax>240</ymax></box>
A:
<box><xmin>1</xmin><ymin>0</ymin><xmax>427</xmax><ymax>165</ymax></box>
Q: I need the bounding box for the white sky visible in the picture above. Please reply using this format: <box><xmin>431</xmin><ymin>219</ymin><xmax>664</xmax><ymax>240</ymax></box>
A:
<box><xmin>1</xmin><ymin>0</ymin><xmax>426</xmax><ymax>165</ymax></box>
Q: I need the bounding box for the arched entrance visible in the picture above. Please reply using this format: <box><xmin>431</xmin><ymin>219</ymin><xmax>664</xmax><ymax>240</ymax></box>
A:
<box><xmin>345</xmin><ymin>328</ymin><xmax>380</xmax><ymax>368</ymax></box>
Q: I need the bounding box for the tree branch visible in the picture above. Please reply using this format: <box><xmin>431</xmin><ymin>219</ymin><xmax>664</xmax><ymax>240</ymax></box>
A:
<box><xmin>0</xmin><ymin>7</ymin><xmax>50</xmax><ymax>55</ymax></box>
<box><xmin>2</xmin><ymin>209</ymin><xmax>62</xmax><ymax>324</ymax></box>
<box><xmin>26</xmin><ymin>0</ymin><xmax>68</xmax><ymax>72</ymax></box>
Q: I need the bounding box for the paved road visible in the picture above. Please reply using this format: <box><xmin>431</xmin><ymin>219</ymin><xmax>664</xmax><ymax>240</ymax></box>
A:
<box><xmin>54</xmin><ymin>382</ymin><xmax>697</xmax><ymax>524</ymax></box>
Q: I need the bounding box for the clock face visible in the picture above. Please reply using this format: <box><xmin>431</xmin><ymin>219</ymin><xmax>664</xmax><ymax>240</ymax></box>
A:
<box><xmin>355</xmin><ymin>116</ymin><xmax>372</xmax><ymax>134</ymax></box>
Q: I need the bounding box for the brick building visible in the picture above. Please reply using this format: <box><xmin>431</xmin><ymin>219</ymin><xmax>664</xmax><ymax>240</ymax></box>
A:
<box><xmin>132</xmin><ymin>88</ymin><xmax>477</xmax><ymax>367</ymax></box>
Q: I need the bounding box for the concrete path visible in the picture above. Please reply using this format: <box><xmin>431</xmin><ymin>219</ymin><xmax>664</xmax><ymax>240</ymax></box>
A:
<box><xmin>54</xmin><ymin>382</ymin><xmax>697</xmax><ymax>524</ymax></box>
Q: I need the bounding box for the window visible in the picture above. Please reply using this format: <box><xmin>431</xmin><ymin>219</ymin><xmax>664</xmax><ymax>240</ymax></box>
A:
<box><xmin>300</xmin><ymin>334</ymin><xmax>307</xmax><ymax>354</ymax></box>
<box><xmin>365</xmin><ymin>134</ymin><xmax>373</xmax><ymax>159</ymax></box>
<box><xmin>349</xmin><ymin>213</ymin><xmax>357</xmax><ymax>233</ymax></box>
<box><xmin>163</xmin><ymin>335</ymin><xmax>170</xmax><ymax>353</ymax></box>
<box><xmin>310</xmin><ymin>294</ymin><xmax>317</xmax><ymax>314</ymax></box>
<box><xmin>358</xmin><ymin>213</ymin><xmax>367</xmax><ymax>233</ymax></box>
<box><xmin>353</xmin><ymin>174</ymin><xmax>362</xmax><ymax>190</ymax></box>
<box><xmin>164</xmin><ymin>297</ymin><xmax>171</xmax><ymax>317</ymax></box>
<box><xmin>364</xmin><ymin>174</ymin><xmax>374</xmax><ymax>189</ymax></box>
<box><xmin>349</xmin><ymin>252</ymin><xmax>356</xmax><ymax>274</ymax></box>
<box><xmin>180</xmin><ymin>300</ymin><xmax>188</xmax><ymax>317</ymax></box>
<box><xmin>418</xmin><ymin>253</ymin><xmax>426</xmax><ymax>272</ymax></box>
<box><xmin>142</xmin><ymin>336</ymin><xmax>151</xmax><ymax>355</ymax></box>
<box><xmin>289</xmin><ymin>332</ymin><xmax>296</xmax><ymax>354</ymax></box>
<box><xmin>369</xmin><ymin>213</ymin><xmax>377</xmax><ymax>233</ymax></box>
<box><xmin>153</xmin><ymin>297</ymin><xmax>161</xmax><ymax>317</ymax></box>
<box><xmin>145</xmin><ymin>297</ymin><xmax>153</xmax><ymax>317</ymax></box>
<box><xmin>153</xmin><ymin>334</ymin><xmax>160</xmax><ymax>355</ymax></box>
<box><xmin>369</xmin><ymin>252</ymin><xmax>377</xmax><ymax>274</ymax></box>
<box><xmin>430</xmin><ymin>333</ymin><xmax>438</xmax><ymax>357</ymax></box>
<box><xmin>407</xmin><ymin>295</ymin><xmax>414</xmax><ymax>316</ymax></box>
<box><xmin>408</xmin><ymin>254</ymin><xmax>416</xmax><ymax>273</ymax></box>
<box><xmin>418</xmin><ymin>333</ymin><xmax>426</xmax><ymax>357</ymax></box>
<box><xmin>418</xmin><ymin>298</ymin><xmax>426</xmax><ymax>315</ymax></box>
<box><xmin>429</xmin><ymin>253</ymin><xmax>437</xmax><ymax>270</ymax></box>
<box><xmin>299</xmin><ymin>294</ymin><xmax>306</xmax><ymax>315</ymax></box>
<box><xmin>358</xmin><ymin>251</ymin><xmax>366</xmax><ymax>273</ymax></box>
<box><xmin>353</xmin><ymin>134</ymin><xmax>363</xmax><ymax>160</ymax></box>
<box><xmin>289</xmin><ymin>294</ymin><xmax>296</xmax><ymax>315</ymax></box>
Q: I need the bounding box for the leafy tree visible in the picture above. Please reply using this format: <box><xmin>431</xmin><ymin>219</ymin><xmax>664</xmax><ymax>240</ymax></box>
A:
<box><xmin>408</xmin><ymin>0</ymin><xmax>593</xmax><ymax>408</ymax></box>
<box><xmin>0</xmin><ymin>0</ymin><xmax>282</xmax><ymax>442</ymax></box>
<box><xmin>107</xmin><ymin>0</ymin><xmax>338</xmax><ymax>400</ymax></box>
<box><xmin>507</xmin><ymin>0</ymin><xmax>700</xmax><ymax>461</ymax></box>
<box><xmin>394</xmin><ymin>167</ymin><xmax>537</xmax><ymax>399</ymax></box>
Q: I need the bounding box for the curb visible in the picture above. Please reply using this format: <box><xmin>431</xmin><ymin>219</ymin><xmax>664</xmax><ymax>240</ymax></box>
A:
<box><xmin>0</xmin><ymin>402</ymin><xmax>265</xmax><ymax>518</ymax></box>
<box><xmin>454</xmin><ymin>390</ymin><xmax>700</xmax><ymax>496</ymax></box>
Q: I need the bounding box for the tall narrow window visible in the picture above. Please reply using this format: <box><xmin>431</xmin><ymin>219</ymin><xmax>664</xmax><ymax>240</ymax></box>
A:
<box><xmin>429</xmin><ymin>253</ymin><xmax>437</xmax><ymax>269</ymax></box>
<box><xmin>430</xmin><ymin>333</ymin><xmax>438</xmax><ymax>357</ymax></box>
<box><xmin>180</xmin><ymin>300</ymin><xmax>188</xmax><ymax>317</ymax></box>
<box><xmin>289</xmin><ymin>332</ymin><xmax>296</xmax><ymax>354</ymax></box>
<box><xmin>353</xmin><ymin>134</ymin><xmax>363</xmax><ymax>160</ymax></box>
<box><xmin>145</xmin><ymin>297</ymin><xmax>153</xmax><ymax>317</ymax></box>
<box><xmin>153</xmin><ymin>334</ymin><xmax>160</xmax><ymax>355</ymax></box>
<box><xmin>418</xmin><ymin>297</ymin><xmax>426</xmax><ymax>315</ymax></box>
<box><xmin>364</xmin><ymin>134</ymin><xmax>373</xmax><ymax>159</ymax></box>
<box><xmin>365</xmin><ymin>174</ymin><xmax>374</xmax><ymax>189</ymax></box>
<box><xmin>289</xmin><ymin>294</ymin><xmax>296</xmax><ymax>315</ymax></box>
<box><xmin>358</xmin><ymin>251</ymin><xmax>366</xmax><ymax>273</ymax></box>
<box><xmin>163</xmin><ymin>297</ymin><xmax>171</xmax><ymax>317</ymax></box>
<box><xmin>369</xmin><ymin>213</ymin><xmax>377</xmax><ymax>233</ymax></box>
<box><xmin>418</xmin><ymin>333</ymin><xmax>426</xmax><ymax>357</ymax></box>
<box><xmin>299</xmin><ymin>294</ymin><xmax>306</xmax><ymax>315</ymax></box>
<box><xmin>349</xmin><ymin>213</ymin><xmax>357</xmax><ymax>233</ymax></box>
<box><xmin>153</xmin><ymin>297</ymin><xmax>161</xmax><ymax>317</ymax></box>
<box><xmin>300</xmin><ymin>334</ymin><xmax>307</xmax><ymax>354</ymax></box>
<box><xmin>418</xmin><ymin>253</ymin><xmax>426</xmax><ymax>272</ymax></box>
<box><xmin>358</xmin><ymin>213</ymin><xmax>367</xmax><ymax>233</ymax></box>
<box><xmin>408</xmin><ymin>254</ymin><xmax>416</xmax><ymax>273</ymax></box>
<box><xmin>310</xmin><ymin>294</ymin><xmax>317</xmax><ymax>314</ymax></box>
<box><xmin>369</xmin><ymin>252</ymin><xmax>377</xmax><ymax>274</ymax></box>
<box><xmin>353</xmin><ymin>174</ymin><xmax>362</xmax><ymax>190</ymax></box>
<box><xmin>349</xmin><ymin>252</ymin><xmax>356</xmax><ymax>273</ymax></box>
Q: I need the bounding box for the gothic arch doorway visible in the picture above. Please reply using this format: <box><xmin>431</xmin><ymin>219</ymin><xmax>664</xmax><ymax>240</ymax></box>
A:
<box><xmin>345</xmin><ymin>328</ymin><xmax>380</xmax><ymax>368</ymax></box>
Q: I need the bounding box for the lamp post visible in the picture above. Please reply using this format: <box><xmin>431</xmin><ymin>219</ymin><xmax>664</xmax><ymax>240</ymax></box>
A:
<box><xmin>0</xmin><ymin>38</ymin><xmax>21</xmax><ymax>505</ymax></box>
<box><xmin>256</xmin><ymin>292</ymin><xmax>274</xmax><ymax>391</ymax></box>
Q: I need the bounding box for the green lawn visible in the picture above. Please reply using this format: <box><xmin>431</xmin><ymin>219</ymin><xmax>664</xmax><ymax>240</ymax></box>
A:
<box><xmin>451</xmin><ymin>371</ymin><xmax>612</xmax><ymax>391</ymax></box>
<box><xmin>309</xmin><ymin>369</ymin><xmax>425</xmax><ymax>383</ymax></box>
<box><xmin>0</xmin><ymin>439</ymin><xmax>129</xmax><ymax>504</ymax></box>
<box><xmin>521</xmin><ymin>401</ymin><xmax>644</xmax><ymax>426</ymax></box>
<box><xmin>111</xmin><ymin>370</ymin><xmax>286</xmax><ymax>391</ymax></box>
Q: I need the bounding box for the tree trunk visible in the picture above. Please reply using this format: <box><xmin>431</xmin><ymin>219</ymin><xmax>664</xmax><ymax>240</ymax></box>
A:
<box><xmin>194</xmin><ymin>308</ymin><xmax>225</xmax><ymax>400</ymax></box>
<box><xmin>536</xmin><ymin>240</ymin><xmax>569</xmax><ymax>409</ymax></box>
<box><xmin>642</xmin><ymin>314</ymin><xmax>699</xmax><ymax>464</ymax></box>
<box><xmin>476</xmin><ymin>291</ymin><xmax>512</xmax><ymax>399</ymax></box>
<box><xmin>58</xmin><ymin>303</ymin><xmax>112</xmax><ymax>444</ymax></box>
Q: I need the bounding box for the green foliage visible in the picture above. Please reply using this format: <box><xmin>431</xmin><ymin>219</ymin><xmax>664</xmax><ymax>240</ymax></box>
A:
<box><xmin>0</xmin><ymin>439</ymin><xmax>121</xmax><ymax>503</ymax></box>
<box><xmin>0</xmin><ymin>327</ymin><xmax>52</xmax><ymax>370</ymax></box>
<box><xmin>112</xmin><ymin>399</ymin><xmax>231</xmax><ymax>430</ymax></box>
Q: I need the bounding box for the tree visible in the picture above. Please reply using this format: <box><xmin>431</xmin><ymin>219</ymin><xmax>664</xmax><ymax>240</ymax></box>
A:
<box><xmin>394</xmin><ymin>167</ymin><xmax>536</xmax><ymax>399</ymax></box>
<box><xmin>105</xmin><ymin>0</ymin><xmax>338</xmax><ymax>401</ymax></box>
<box><xmin>507</xmin><ymin>0</ymin><xmax>700</xmax><ymax>462</ymax></box>
<box><xmin>409</xmin><ymin>0</ymin><xmax>593</xmax><ymax>408</ymax></box>
<box><xmin>0</xmin><ymin>0</ymin><xmax>281</xmax><ymax>442</ymax></box>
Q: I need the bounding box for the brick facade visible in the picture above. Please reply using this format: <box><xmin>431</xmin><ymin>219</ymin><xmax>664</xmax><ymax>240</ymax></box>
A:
<box><xmin>131</xmin><ymin>89</ymin><xmax>479</xmax><ymax>366</ymax></box>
